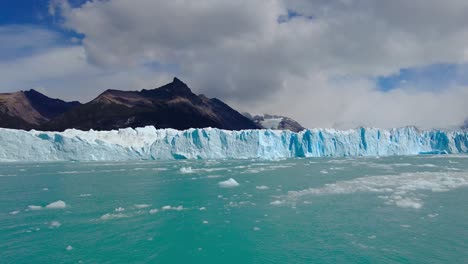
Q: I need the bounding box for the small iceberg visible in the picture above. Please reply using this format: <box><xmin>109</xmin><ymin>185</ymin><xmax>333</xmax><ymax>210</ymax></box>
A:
<box><xmin>46</xmin><ymin>200</ymin><xmax>66</xmax><ymax>209</ymax></box>
<box><xmin>218</xmin><ymin>178</ymin><xmax>240</xmax><ymax>188</ymax></box>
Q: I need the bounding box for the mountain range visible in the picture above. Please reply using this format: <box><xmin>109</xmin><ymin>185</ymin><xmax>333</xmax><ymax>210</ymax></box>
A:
<box><xmin>0</xmin><ymin>78</ymin><xmax>303</xmax><ymax>131</ymax></box>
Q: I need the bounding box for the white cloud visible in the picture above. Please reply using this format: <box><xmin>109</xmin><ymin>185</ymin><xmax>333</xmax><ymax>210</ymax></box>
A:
<box><xmin>2</xmin><ymin>0</ymin><xmax>468</xmax><ymax>128</ymax></box>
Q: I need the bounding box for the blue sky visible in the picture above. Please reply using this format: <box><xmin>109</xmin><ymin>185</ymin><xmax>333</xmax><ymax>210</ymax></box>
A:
<box><xmin>0</xmin><ymin>0</ymin><xmax>466</xmax><ymax>128</ymax></box>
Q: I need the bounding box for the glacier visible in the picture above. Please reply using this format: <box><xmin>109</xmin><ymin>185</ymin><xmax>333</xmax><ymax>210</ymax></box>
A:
<box><xmin>0</xmin><ymin>126</ymin><xmax>467</xmax><ymax>161</ymax></box>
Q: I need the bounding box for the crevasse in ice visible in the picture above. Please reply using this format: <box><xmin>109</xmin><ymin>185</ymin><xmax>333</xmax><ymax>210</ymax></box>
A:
<box><xmin>0</xmin><ymin>126</ymin><xmax>466</xmax><ymax>161</ymax></box>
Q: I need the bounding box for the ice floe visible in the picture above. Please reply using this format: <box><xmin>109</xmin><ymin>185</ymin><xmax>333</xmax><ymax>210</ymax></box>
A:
<box><xmin>49</xmin><ymin>221</ymin><xmax>61</xmax><ymax>228</ymax></box>
<box><xmin>46</xmin><ymin>200</ymin><xmax>66</xmax><ymax>209</ymax></box>
<box><xmin>100</xmin><ymin>213</ymin><xmax>128</xmax><ymax>220</ymax></box>
<box><xmin>218</xmin><ymin>178</ymin><xmax>240</xmax><ymax>188</ymax></box>
<box><xmin>180</xmin><ymin>167</ymin><xmax>193</xmax><ymax>174</ymax></box>
<box><xmin>28</xmin><ymin>205</ymin><xmax>42</xmax><ymax>210</ymax></box>
<box><xmin>135</xmin><ymin>204</ymin><xmax>151</xmax><ymax>209</ymax></box>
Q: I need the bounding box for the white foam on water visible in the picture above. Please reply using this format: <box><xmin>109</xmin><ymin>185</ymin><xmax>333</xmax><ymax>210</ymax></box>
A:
<box><xmin>284</xmin><ymin>171</ymin><xmax>468</xmax><ymax>209</ymax></box>
<box><xmin>135</xmin><ymin>204</ymin><xmax>151</xmax><ymax>209</ymax></box>
<box><xmin>199</xmin><ymin>207</ymin><xmax>206</xmax><ymax>211</ymax></box>
<box><xmin>42</xmin><ymin>188</ymin><xmax>49</xmax><ymax>191</ymax></box>
<box><xmin>202</xmin><ymin>220</ymin><xmax>209</xmax><ymax>224</ymax></box>
<box><xmin>253</xmin><ymin>227</ymin><xmax>261</xmax><ymax>231</ymax></box>
<box><xmin>28</xmin><ymin>205</ymin><xmax>42</xmax><ymax>211</ymax></box>
<box><xmin>79</xmin><ymin>194</ymin><xmax>92</xmax><ymax>197</ymax></box>
<box><xmin>218</xmin><ymin>178</ymin><xmax>240</xmax><ymax>188</ymax></box>
<box><xmin>66</xmin><ymin>245</ymin><xmax>73</xmax><ymax>251</ymax></box>
<box><xmin>149</xmin><ymin>209</ymin><xmax>159</xmax><ymax>214</ymax></box>
<box><xmin>49</xmin><ymin>221</ymin><xmax>61</xmax><ymax>228</ymax></box>
<box><xmin>114</xmin><ymin>207</ymin><xmax>125</xmax><ymax>212</ymax></box>
<box><xmin>9</xmin><ymin>210</ymin><xmax>20</xmax><ymax>215</ymax></box>
<box><xmin>180</xmin><ymin>167</ymin><xmax>193</xmax><ymax>174</ymax></box>
<box><xmin>320</xmin><ymin>170</ymin><xmax>329</xmax><ymax>174</ymax></box>
<box><xmin>100</xmin><ymin>213</ymin><xmax>128</xmax><ymax>220</ymax></box>
<box><xmin>428</xmin><ymin>213</ymin><xmax>439</xmax><ymax>218</ymax></box>
<box><xmin>256</xmin><ymin>186</ymin><xmax>269</xmax><ymax>190</ymax></box>
<box><xmin>46</xmin><ymin>201</ymin><xmax>66</xmax><ymax>209</ymax></box>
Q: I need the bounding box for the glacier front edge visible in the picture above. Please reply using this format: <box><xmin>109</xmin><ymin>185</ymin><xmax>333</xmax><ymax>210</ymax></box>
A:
<box><xmin>0</xmin><ymin>126</ymin><xmax>467</xmax><ymax>161</ymax></box>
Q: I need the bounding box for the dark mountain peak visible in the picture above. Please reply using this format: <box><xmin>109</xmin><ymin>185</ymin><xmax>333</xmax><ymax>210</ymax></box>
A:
<box><xmin>140</xmin><ymin>77</ymin><xmax>194</xmax><ymax>99</ymax></box>
<box><xmin>22</xmin><ymin>89</ymin><xmax>81</xmax><ymax>120</ymax></box>
<box><xmin>172</xmin><ymin>77</ymin><xmax>186</xmax><ymax>85</ymax></box>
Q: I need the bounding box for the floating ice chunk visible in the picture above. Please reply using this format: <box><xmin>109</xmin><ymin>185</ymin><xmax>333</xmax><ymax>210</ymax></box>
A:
<box><xmin>418</xmin><ymin>164</ymin><xmax>437</xmax><ymax>168</ymax></box>
<box><xmin>180</xmin><ymin>167</ymin><xmax>193</xmax><ymax>174</ymax></box>
<box><xmin>218</xmin><ymin>178</ymin><xmax>240</xmax><ymax>188</ymax></box>
<box><xmin>320</xmin><ymin>170</ymin><xmax>328</xmax><ymax>174</ymax></box>
<box><xmin>202</xmin><ymin>220</ymin><xmax>209</xmax><ymax>224</ymax></box>
<box><xmin>253</xmin><ymin>227</ymin><xmax>261</xmax><ymax>231</ymax></box>
<box><xmin>135</xmin><ymin>204</ymin><xmax>151</xmax><ymax>209</ymax></box>
<box><xmin>79</xmin><ymin>194</ymin><xmax>92</xmax><ymax>197</ymax></box>
<box><xmin>46</xmin><ymin>200</ymin><xmax>66</xmax><ymax>209</ymax></box>
<box><xmin>50</xmin><ymin>221</ymin><xmax>61</xmax><ymax>228</ymax></box>
<box><xmin>28</xmin><ymin>205</ymin><xmax>42</xmax><ymax>210</ymax></box>
<box><xmin>42</xmin><ymin>188</ymin><xmax>49</xmax><ymax>191</ymax></box>
<box><xmin>9</xmin><ymin>210</ymin><xmax>20</xmax><ymax>215</ymax></box>
<box><xmin>162</xmin><ymin>205</ymin><xmax>184</xmax><ymax>211</ymax></box>
<box><xmin>149</xmin><ymin>209</ymin><xmax>159</xmax><ymax>214</ymax></box>
<box><xmin>428</xmin><ymin>213</ymin><xmax>439</xmax><ymax>218</ymax></box>
<box><xmin>270</xmin><ymin>200</ymin><xmax>284</xmax><ymax>205</ymax></box>
<box><xmin>394</xmin><ymin>198</ymin><xmax>422</xmax><ymax>209</ymax></box>
<box><xmin>199</xmin><ymin>207</ymin><xmax>206</xmax><ymax>211</ymax></box>
<box><xmin>114</xmin><ymin>207</ymin><xmax>125</xmax><ymax>212</ymax></box>
<box><xmin>256</xmin><ymin>186</ymin><xmax>269</xmax><ymax>190</ymax></box>
<box><xmin>100</xmin><ymin>213</ymin><xmax>128</xmax><ymax>220</ymax></box>
<box><xmin>66</xmin><ymin>245</ymin><xmax>73</xmax><ymax>251</ymax></box>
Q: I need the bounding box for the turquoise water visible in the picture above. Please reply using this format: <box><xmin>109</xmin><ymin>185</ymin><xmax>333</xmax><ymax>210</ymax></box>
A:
<box><xmin>1</xmin><ymin>155</ymin><xmax>468</xmax><ymax>263</ymax></box>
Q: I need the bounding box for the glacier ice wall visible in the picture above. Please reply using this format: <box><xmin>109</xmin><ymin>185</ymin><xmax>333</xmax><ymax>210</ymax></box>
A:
<box><xmin>0</xmin><ymin>126</ymin><xmax>467</xmax><ymax>161</ymax></box>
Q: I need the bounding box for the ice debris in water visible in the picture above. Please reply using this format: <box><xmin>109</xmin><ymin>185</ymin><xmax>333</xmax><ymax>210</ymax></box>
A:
<box><xmin>270</xmin><ymin>200</ymin><xmax>284</xmax><ymax>205</ymax></box>
<box><xmin>114</xmin><ymin>207</ymin><xmax>125</xmax><ymax>212</ymax></box>
<box><xmin>162</xmin><ymin>205</ymin><xmax>184</xmax><ymax>211</ymax></box>
<box><xmin>218</xmin><ymin>178</ymin><xmax>240</xmax><ymax>188</ymax></box>
<box><xmin>9</xmin><ymin>210</ymin><xmax>20</xmax><ymax>215</ymax></box>
<box><xmin>135</xmin><ymin>204</ymin><xmax>151</xmax><ymax>209</ymax></box>
<box><xmin>256</xmin><ymin>185</ymin><xmax>269</xmax><ymax>190</ymax></box>
<box><xmin>199</xmin><ymin>207</ymin><xmax>206</xmax><ymax>211</ymax></box>
<box><xmin>180</xmin><ymin>167</ymin><xmax>193</xmax><ymax>174</ymax></box>
<box><xmin>49</xmin><ymin>221</ymin><xmax>61</xmax><ymax>228</ymax></box>
<box><xmin>202</xmin><ymin>220</ymin><xmax>209</xmax><ymax>224</ymax></box>
<box><xmin>28</xmin><ymin>205</ymin><xmax>42</xmax><ymax>210</ymax></box>
<box><xmin>66</xmin><ymin>245</ymin><xmax>73</xmax><ymax>251</ymax></box>
<box><xmin>100</xmin><ymin>213</ymin><xmax>128</xmax><ymax>220</ymax></box>
<box><xmin>284</xmin><ymin>171</ymin><xmax>468</xmax><ymax>209</ymax></box>
<box><xmin>149</xmin><ymin>209</ymin><xmax>159</xmax><ymax>214</ymax></box>
<box><xmin>46</xmin><ymin>200</ymin><xmax>66</xmax><ymax>209</ymax></box>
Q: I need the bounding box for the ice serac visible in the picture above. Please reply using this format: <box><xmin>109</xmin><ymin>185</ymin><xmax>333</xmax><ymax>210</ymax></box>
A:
<box><xmin>0</xmin><ymin>126</ymin><xmax>467</xmax><ymax>161</ymax></box>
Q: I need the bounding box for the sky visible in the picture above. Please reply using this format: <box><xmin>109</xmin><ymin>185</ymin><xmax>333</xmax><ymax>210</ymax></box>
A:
<box><xmin>0</xmin><ymin>0</ymin><xmax>467</xmax><ymax>129</ymax></box>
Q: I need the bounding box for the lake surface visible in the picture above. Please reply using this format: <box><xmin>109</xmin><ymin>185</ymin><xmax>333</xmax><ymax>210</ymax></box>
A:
<box><xmin>1</xmin><ymin>155</ymin><xmax>467</xmax><ymax>263</ymax></box>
